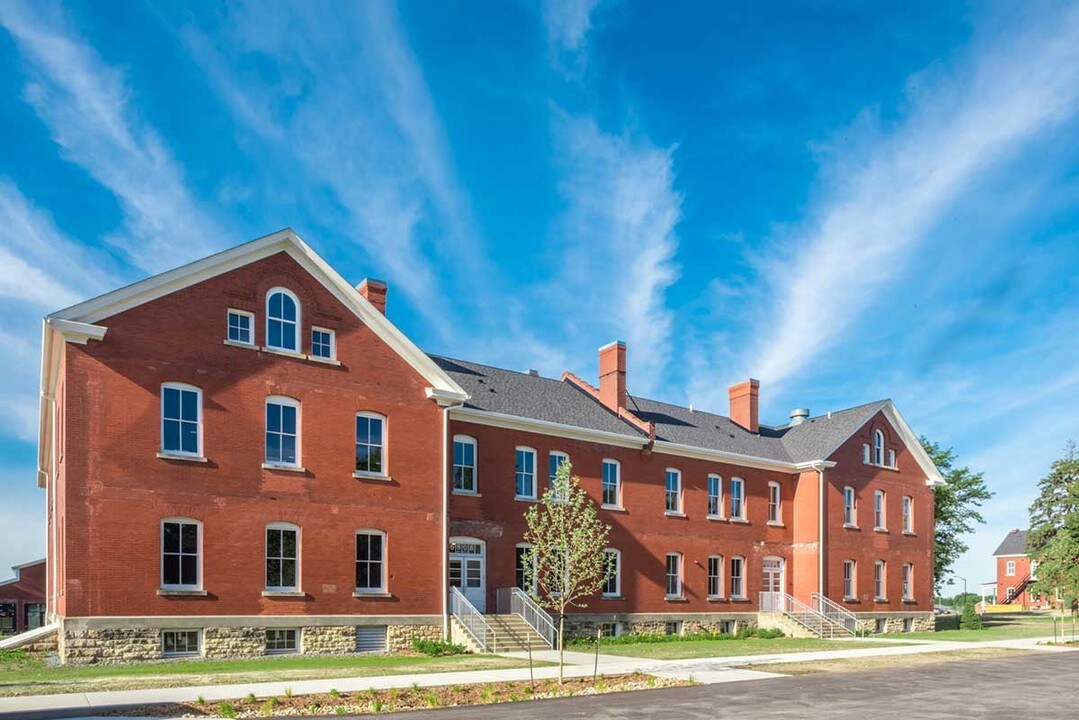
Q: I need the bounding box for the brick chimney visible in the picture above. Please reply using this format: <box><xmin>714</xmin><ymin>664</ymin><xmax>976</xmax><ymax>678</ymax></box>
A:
<box><xmin>729</xmin><ymin>379</ymin><xmax>760</xmax><ymax>433</ymax></box>
<box><xmin>598</xmin><ymin>341</ymin><xmax>627</xmax><ymax>413</ymax></box>
<box><xmin>358</xmin><ymin>278</ymin><xmax>388</xmax><ymax>314</ymax></box>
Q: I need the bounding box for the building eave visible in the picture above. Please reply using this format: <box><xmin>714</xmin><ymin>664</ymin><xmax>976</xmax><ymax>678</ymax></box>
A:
<box><xmin>449</xmin><ymin>406</ymin><xmax>648</xmax><ymax>450</ymax></box>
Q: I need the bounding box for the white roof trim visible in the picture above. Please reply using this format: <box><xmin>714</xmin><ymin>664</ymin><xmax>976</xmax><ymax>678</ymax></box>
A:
<box><xmin>36</xmin><ymin>229</ymin><xmax>468</xmax><ymax>488</ymax></box>
<box><xmin>651</xmin><ymin>440</ymin><xmax>806</xmax><ymax>473</ymax></box>
<box><xmin>450</xmin><ymin>406</ymin><xmax>647</xmax><ymax>450</ymax></box>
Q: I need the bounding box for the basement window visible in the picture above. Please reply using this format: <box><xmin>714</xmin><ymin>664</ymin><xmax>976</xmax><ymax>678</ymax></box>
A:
<box><xmin>162</xmin><ymin>630</ymin><xmax>201</xmax><ymax>658</ymax></box>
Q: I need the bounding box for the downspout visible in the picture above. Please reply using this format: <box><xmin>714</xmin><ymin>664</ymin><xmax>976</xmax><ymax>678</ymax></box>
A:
<box><xmin>816</xmin><ymin>462</ymin><xmax>826</xmax><ymax>598</ymax></box>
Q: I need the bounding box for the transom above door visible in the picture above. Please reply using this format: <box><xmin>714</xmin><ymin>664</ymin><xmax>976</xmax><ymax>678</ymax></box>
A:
<box><xmin>449</xmin><ymin>537</ymin><xmax>486</xmax><ymax>612</ymax></box>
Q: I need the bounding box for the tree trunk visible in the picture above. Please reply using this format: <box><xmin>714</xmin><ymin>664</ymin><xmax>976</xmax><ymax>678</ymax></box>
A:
<box><xmin>558</xmin><ymin>613</ymin><xmax>565</xmax><ymax>683</ymax></box>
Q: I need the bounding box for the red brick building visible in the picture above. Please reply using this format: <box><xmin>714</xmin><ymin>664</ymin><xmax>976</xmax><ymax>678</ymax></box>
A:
<box><xmin>36</xmin><ymin>230</ymin><xmax>943</xmax><ymax>663</ymax></box>
<box><xmin>991</xmin><ymin>530</ymin><xmax>1051</xmax><ymax>609</ymax></box>
<box><xmin>0</xmin><ymin>560</ymin><xmax>46</xmax><ymax>635</ymax></box>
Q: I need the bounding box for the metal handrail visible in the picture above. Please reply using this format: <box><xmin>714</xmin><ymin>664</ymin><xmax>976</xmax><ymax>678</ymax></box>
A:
<box><xmin>760</xmin><ymin>592</ymin><xmax>852</xmax><ymax>638</ymax></box>
<box><xmin>449</xmin><ymin>587</ymin><xmax>497</xmax><ymax>652</ymax></box>
<box><xmin>496</xmin><ymin>587</ymin><xmax>557</xmax><ymax>648</ymax></box>
<box><xmin>812</xmin><ymin>592</ymin><xmax>858</xmax><ymax>633</ymax></box>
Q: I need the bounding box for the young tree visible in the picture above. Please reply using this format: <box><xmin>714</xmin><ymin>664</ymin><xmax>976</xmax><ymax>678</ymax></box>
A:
<box><xmin>523</xmin><ymin>461</ymin><xmax>611</xmax><ymax>682</ymax></box>
<box><xmin>921</xmin><ymin>438</ymin><xmax>994</xmax><ymax>592</ymax></box>
<box><xmin>1027</xmin><ymin>442</ymin><xmax>1079</xmax><ymax>606</ymax></box>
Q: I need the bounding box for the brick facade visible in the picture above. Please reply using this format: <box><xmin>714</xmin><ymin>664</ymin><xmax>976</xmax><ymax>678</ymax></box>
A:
<box><xmin>38</xmin><ymin>233</ymin><xmax>937</xmax><ymax>663</ymax></box>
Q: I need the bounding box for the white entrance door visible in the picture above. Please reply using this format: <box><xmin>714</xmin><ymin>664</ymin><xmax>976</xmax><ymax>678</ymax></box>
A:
<box><xmin>449</xmin><ymin>538</ymin><xmax>486</xmax><ymax>612</ymax></box>
<box><xmin>761</xmin><ymin>556</ymin><xmax>784</xmax><ymax>611</ymax></box>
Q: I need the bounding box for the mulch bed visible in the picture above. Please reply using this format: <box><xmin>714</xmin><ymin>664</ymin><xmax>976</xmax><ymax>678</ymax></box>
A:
<box><xmin>102</xmin><ymin>673</ymin><xmax>686</xmax><ymax>717</ymax></box>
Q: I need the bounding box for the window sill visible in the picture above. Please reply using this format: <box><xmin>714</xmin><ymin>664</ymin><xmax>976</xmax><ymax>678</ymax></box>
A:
<box><xmin>262</xmin><ymin>590</ymin><xmax>306</xmax><ymax>598</ymax></box>
<box><xmin>767</xmin><ymin>521</ymin><xmax>786</xmax><ymax>528</ymax></box>
<box><xmin>707</xmin><ymin>595</ymin><xmax>727</xmax><ymax>602</ymax></box>
<box><xmin>706</xmin><ymin>514</ymin><xmax>727</xmax><ymax>522</ymax></box>
<box><xmin>261</xmin><ymin>345</ymin><xmax>306</xmax><ymax>359</ymax></box>
<box><xmin>157</xmin><ymin>589</ymin><xmax>207</xmax><ymax>597</ymax></box>
<box><xmin>601</xmin><ymin>595</ymin><xmax>624</xmax><ymax>601</ymax></box>
<box><xmin>354</xmin><ymin>471</ymin><xmax>392</xmax><ymax>482</ymax></box>
<box><xmin>263</xmin><ymin>463</ymin><xmax>306</xmax><ymax>473</ymax></box>
<box><xmin>664</xmin><ymin>595</ymin><xmax>688</xmax><ymax>603</ymax></box>
<box><xmin>843</xmin><ymin>523</ymin><xmax>860</xmax><ymax>530</ymax></box>
<box><xmin>875</xmin><ymin>597</ymin><xmax>889</xmax><ymax>603</ymax></box>
<box><xmin>223</xmin><ymin>339</ymin><xmax>257</xmax><ymax>351</ymax></box>
<box><xmin>730</xmin><ymin>596</ymin><xmax>750</xmax><ymax>603</ymax></box>
<box><xmin>874</xmin><ymin>527</ymin><xmax>889</xmax><ymax>534</ymax></box>
<box><xmin>157</xmin><ymin>453</ymin><xmax>208</xmax><ymax>463</ymax></box>
<box><xmin>452</xmin><ymin>490</ymin><xmax>480</xmax><ymax>496</ymax></box>
<box><xmin>601</xmin><ymin>504</ymin><xmax>626</xmax><ymax>512</ymax></box>
<box><xmin>730</xmin><ymin>517</ymin><xmax>750</xmax><ymax>524</ymax></box>
<box><xmin>308</xmin><ymin>355</ymin><xmax>341</xmax><ymax>366</ymax></box>
<box><xmin>664</xmin><ymin>510</ymin><xmax>686</xmax><ymax>518</ymax></box>
<box><xmin>902</xmin><ymin>531</ymin><xmax>917</xmax><ymax>537</ymax></box>
<box><xmin>514</xmin><ymin>496</ymin><xmax>538</xmax><ymax>503</ymax></box>
<box><xmin>353</xmin><ymin>591</ymin><xmax>392</xmax><ymax>598</ymax></box>
<box><xmin>843</xmin><ymin>596</ymin><xmax>858</xmax><ymax>603</ymax></box>
<box><xmin>902</xmin><ymin>598</ymin><xmax>918</xmax><ymax>604</ymax></box>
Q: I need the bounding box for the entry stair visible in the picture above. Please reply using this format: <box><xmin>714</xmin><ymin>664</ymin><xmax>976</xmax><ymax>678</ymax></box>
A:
<box><xmin>449</xmin><ymin>586</ymin><xmax>557</xmax><ymax>654</ymax></box>
<box><xmin>761</xmin><ymin>592</ymin><xmax>857</xmax><ymax>638</ymax></box>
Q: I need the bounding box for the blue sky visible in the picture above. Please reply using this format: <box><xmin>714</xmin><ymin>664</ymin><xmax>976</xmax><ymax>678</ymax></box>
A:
<box><xmin>0</xmin><ymin>0</ymin><xmax>1076</xmax><ymax>594</ymax></box>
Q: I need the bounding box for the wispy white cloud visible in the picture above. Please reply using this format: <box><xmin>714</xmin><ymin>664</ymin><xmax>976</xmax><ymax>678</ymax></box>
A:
<box><xmin>548</xmin><ymin>111</ymin><xmax>681</xmax><ymax>394</ymax></box>
<box><xmin>727</xmin><ymin>3</ymin><xmax>1079</xmax><ymax>393</ymax></box>
<box><xmin>540</xmin><ymin>0</ymin><xmax>606</xmax><ymax>74</ymax></box>
<box><xmin>0</xmin><ymin>1</ymin><xmax>230</xmax><ymax>273</ymax></box>
<box><xmin>181</xmin><ymin>1</ymin><xmax>489</xmax><ymax>332</ymax></box>
<box><xmin>0</xmin><ymin>467</ymin><xmax>44</xmax><ymax>572</ymax></box>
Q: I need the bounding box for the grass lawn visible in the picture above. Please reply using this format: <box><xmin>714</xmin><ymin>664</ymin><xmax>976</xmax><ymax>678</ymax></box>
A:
<box><xmin>887</xmin><ymin>613</ymin><xmax>1071</xmax><ymax>642</ymax></box>
<box><xmin>591</xmin><ymin>637</ymin><xmax>907</xmax><ymax>660</ymax></box>
<box><xmin>0</xmin><ymin>652</ymin><xmax>538</xmax><ymax>697</ymax></box>
<box><xmin>745</xmin><ymin>647</ymin><xmax>1036</xmax><ymax>676</ymax></box>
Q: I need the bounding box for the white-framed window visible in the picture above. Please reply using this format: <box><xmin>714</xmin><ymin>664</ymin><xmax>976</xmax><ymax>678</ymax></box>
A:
<box><xmin>873</xmin><ymin>430</ymin><xmax>885</xmax><ymax>466</ymax></box>
<box><xmin>310</xmin><ymin>327</ymin><xmax>335</xmax><ymax>360</ymax></box>
<box><xmin>452</xmin><ymin>435</ymin><xmax>477</xmax><ymax>493</ymax></box>
<box><xmin>888</xmin><ymin>449</ymin><xmax>896</xmax><ymax>468</ymax></box>
<box><xmin>226</xmin><ymin>309</ymin><xmax>254</xmax><ymax>345</ymax></box>
<box><xmin>874</xmin><ymin>490</ymin><xmax>886</xmax><ymax>529</ymax></box>
<box><xmin>515</xmin><ymin>447</ymin><xmax>536</xmax><ymax>499</ymax></box>
<box><xmin>602</xmin><ymin>549</ymin><xmax>621</xmax><ymax>597</ymax></box>
<box><xmin>515</xmin><ymin>543</ymin><xmax>535</xmax><ymax>592</ymax></box>
<box><xmin>730</xmin><ymin>556</ymin><xmax>745</xmax><ymax>598</ymax></box>
<box><xmin>355</xmin><ymin>530</ymin><xmax>386</xmax><ymax>593</ymax></box>
<box><xmin>707</xmin><ymin>475</ymin><xmax>722</xmax><ymax>517</ymax></box>
<box><xmin>162</xmin><ymin>630</ymin><xmax>200</xmax><ymax>658</ymax></box>
<box><xmin>161</xmin><ymin>518</ymin><xmax>201</xmax><ymax>590</ymax></box>
<box><xmin>707</xmin><ymin>555</ymin><xmax>724</xmax><ymax>598</ymax></box>
<box><xmin>355</xmin><ymin>412</ymin><xmax>386</xmax><ymax>475</ymax></box>
<box><xmin>730</xmin><ymin>477</ymin><xmax>745</xmax><ymax>520</ymax></box>
<box><xmin>902</xmin><ymin>496</ymin><xmax>913</xmax><ymax>533</ymax></box>
<box><xmin>843</xmin><ymin>559</ymin><xmax>856</xmax><ymax>599</ymax></box>
<box><xmin>768</xmin><ymin>481</ymin><xmax>782</xmax><ymax>523</ymax></box>
<box><xmin>874</xmin><ymin>560</ymin><xmax>886</xmax><ymax>599</ymax></box>
<box><xmin>665</xmin><ymin>469</ymin><xmax>682</xmax><ymax>513</ymax></box>
<box><xmin>265</xmin><ymin>628</ymin><xmax>299</xmax><ymax>654</ymax></box>
<box><xmin>902</xmin><ymin>563</ymin><xmax>913</xmax><ymax>600</ymax></box>
<box><xmin>265</xmin><ymin>396</ymin><xmax>300</xmax><ymax>466</ymax></box>
<box><xmin>843</xmin><ymin>486</ymin><xmax>857</xmax><ymax>526</ymax></box>
<box><xmin>266</xmin><ymin>287</ymin><xmax>300</xmax><ymax>352</ymax></box>
<box><xmin>665</xmin><ymin>552</ymin><xmax>682</xmax><ymax>598</ymax></box>
<box><xmin>161</xmin><ymin>383</ymin><xmax>202</xmax><ymax>457</ymax></box>
<box><xmin>862</xmin><ymin>443</ymin><xmax>871</xmax><ymax>464</ymax></box>
<box><xmin>601</xmin><ymin>459</ymin><xmax>621</xmax><ymax>507</ymax></box>
<box><xmin>1006</xmin><ymin>560</ymin><xmax>1016</xmax><ymax>577</ymax></box>
<box><xmin>549</xmin><ymin>451</ymin><xmax>569</xmax><ymax>499</ymax></box>
<box><xmin>265</xmin><ymin>523</ymin><xmax>299</xmax><ymax>591</ymax></box>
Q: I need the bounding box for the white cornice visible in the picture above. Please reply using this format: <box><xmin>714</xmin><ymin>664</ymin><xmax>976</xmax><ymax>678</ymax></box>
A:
<box><xmin>46</xmin><ymin>317</ymin><xmax>108</xmax><ymax>345</ymax></box>
<box><xmin>426</xmin><ymin>388</ymin><xmax>469</xmax><ymax>407</ymax></box>
<box><xmin>651</xmin><ymin>440</ymin><xmax>804</xmax><ymax>474</ymax></box>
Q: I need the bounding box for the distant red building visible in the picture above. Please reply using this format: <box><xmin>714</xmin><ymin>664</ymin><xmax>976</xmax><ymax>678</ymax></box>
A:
<box><xmin>0</xmin><ymin>559</ymin><xmax>46</xmax><ymax>635</ymax></box>
<box><xmin>35</xmin><ymin>230</ymin><xmax>944</xmax><ymax>664</ymax></box>
<box><xmin>992</xmin><ymin>529</ymin><xmax>1051</xmax><ymax>608</ymax></box>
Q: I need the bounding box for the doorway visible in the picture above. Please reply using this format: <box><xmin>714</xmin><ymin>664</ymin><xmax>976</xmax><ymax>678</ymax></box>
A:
<box><xmin>449</xmin><ymin>537</ymin><xmax>486</xmax><ymax>612</ymax></box>
<box><xmin>761</xmin><ymin>556</ymin><xmax>785</xmax><ymax>611</ymax></box>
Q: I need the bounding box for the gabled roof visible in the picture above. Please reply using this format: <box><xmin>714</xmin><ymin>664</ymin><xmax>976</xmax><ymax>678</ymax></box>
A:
<box><xmin>993</xmin><ymin>530</ymin><xmax>1029</xmax><ymax>556</ymax></box>
<box><xmin>434</xmin><ymin>354</ymin><xmax>944</xmax><ymax>483</ymax></box>
<box><xmin>36</xmin><ymin>229</ymin><xmax>468</xmax><ymax>486</ymax></box>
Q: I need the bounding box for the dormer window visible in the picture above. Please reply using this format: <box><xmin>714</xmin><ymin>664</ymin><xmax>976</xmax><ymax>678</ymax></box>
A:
<box><xmin>266</xmin><ymin>288</ymin><xmax>300</xmax><ymax>352</ymax></box>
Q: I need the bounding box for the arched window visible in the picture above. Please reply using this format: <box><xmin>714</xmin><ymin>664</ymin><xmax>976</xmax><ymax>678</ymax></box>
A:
<box><xmin>707</xmin><ymin>555</ymin><xmax>724</xmax><ymax>598</ymax></box>
<box><xmin>873</xmin><ymin>430</ymin><xmax>885</xmax><ymax>466</ymax></box>
<box><xmin>452</xmin><ymin>435</ymin><xmax>477</xmax><ymax>493</ymax></box>
<box><xmin>843</xmin><ymin>486</ymin><xmax>857</xmax><ymax>526</ymax></box>
<box><xmin>601</xmin><ymin>459</ymin><xmax>621</xmax><ymax>508</ymax></box>
<box><xmin>665</xmin><ymin>552</ymin><xmax>683</xmax><ymax>598</ymax></box>
<box><xmin>664</xmin><ymin>468</ymin><xmax>682</xmax><ymax>514</ymax></box>
<box><xmin>768</xmin><ymin>481</ymin><xmax>782</xmax><ymax>524</ymax></box>
<box><xmin>515</xmin><ymin>447</ymin><xmax>537</xmax><ymax>499</ymax></box>
<box><xmin>265</xmin><ymin>522</ymin><xmax>300</xmax><ymax>591</ymax></box>
<box><xmin>266</xmin><ymin>288</ymin><xmax>300</xmax><ymax>352</ymax></box>
<box><xmin>161</xmin><ymin>517</ymin><xmax>201</xmax><ymax>590</ymax></box>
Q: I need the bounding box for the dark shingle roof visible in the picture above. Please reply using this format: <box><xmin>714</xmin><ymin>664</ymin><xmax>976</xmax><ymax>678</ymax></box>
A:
<box><xmin>429</xmin><ymin>356</ymin><xmax>645</xmax><ymax>438</ymax></box>
<box><xmin>431</xmin><ymin>354</ymin><xmax>888</xmax><ymax>465</ymax></box>
<box><xmin>993</xmin><ymin>530</ymin><xmax>1029</xmax><ymax>556</ymax></box>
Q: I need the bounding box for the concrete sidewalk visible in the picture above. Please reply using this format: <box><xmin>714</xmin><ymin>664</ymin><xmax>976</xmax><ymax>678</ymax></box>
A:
<box><xmin>1</xmin><ymin>635</ymin><xmax>1070</xmax><ymax>719</ymax></box>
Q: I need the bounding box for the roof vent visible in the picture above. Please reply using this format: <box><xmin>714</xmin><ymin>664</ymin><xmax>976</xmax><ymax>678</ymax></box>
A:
<box><xmin>526</xmin><ymin>369</ymin><xmax>539</xmax><ymax>377</ymax></box>
<box><xmin>788</xmin><ymin>408</ymin><xmax>810</xmax><ymax>426</ymax></box>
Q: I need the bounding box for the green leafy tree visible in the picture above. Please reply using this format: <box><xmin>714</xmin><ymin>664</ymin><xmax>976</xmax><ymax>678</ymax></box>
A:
<box><xmin>959</xmin><ymin>603</ymin><xmax>983</xmax><ymax>630</ymax></box>
<box><xmin>921</xmin><ymin>438</ymin><xmax>994</xmax><ymax>592</ymax></box>
<box><xmin>523</xmin><ymin>461</ymin><xmax>611</xmax><ymax>682</ymax></box>
<box><xmin>1027</xmin><ymin>442</ymin><xmax>1079</xmax><ymax>606</ymax></box>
